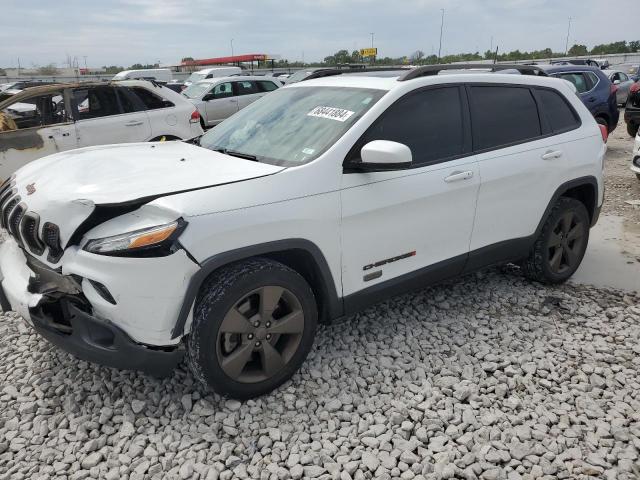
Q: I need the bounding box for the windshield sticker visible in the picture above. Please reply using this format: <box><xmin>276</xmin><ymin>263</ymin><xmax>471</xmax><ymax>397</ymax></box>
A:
<box><xmin>302</xmin><ymin>148</ymin><xmax>315</xmax><ymax>155</ymax></box>
<box><xmin>307</xmin><ymin>106</ymin><xmax>355</xmax><ymax>122</ymax></box>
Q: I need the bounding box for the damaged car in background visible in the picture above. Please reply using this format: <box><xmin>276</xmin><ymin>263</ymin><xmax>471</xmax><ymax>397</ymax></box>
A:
<box><xmin>0</xmin><ymin>80</ymin><xmax>203</xmax><ymax>181</ymax></box>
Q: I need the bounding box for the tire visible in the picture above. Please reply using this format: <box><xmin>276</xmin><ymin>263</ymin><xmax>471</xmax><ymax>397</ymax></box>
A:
<box><xmin>595</xmin><ymin>116</ymin><xmax>608</xmax><ymax>129</ymax></box>
<box><xmin>186</xmin><ymin>258</ymin><xmax>318</xmax><ymax>399</ymax></box>
<box><xmin>627</xmin><ymin>122</ymin><xmax>639</xmax><ymax>137</ymax></box>
<box><xmin>521</xmin><ymin>197</ymin><xmax>590</xmax><ymax>284</ymax></box>
<box><xmin>636</xmin><ymin>173</ymin><xmax>640</xmax><ymax>181</ymax></box>
<box><xmin>200</xmin><ymin>118</ymin><xmax>207</xmax><ymax>131</ymax></box>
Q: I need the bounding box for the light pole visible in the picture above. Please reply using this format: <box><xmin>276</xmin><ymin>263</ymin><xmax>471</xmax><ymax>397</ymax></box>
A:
<box><xmin>438</xmin><ymin>9</ymin><xmax>445</xmax><ymax>61</ymax></box>
<box><xmin>564</xmin><ymin>17</ymin><xmax>572</xmax><ymax>55</ymax></box>
<box><xmin>370</xmin><ymin>32</ymin><xmax>374</xmax><ymax>48</ymax></box>
<box><xmin>231</xmin><ymin>39</ymin><xmax>234</xmax><ymax>58</ymax></box>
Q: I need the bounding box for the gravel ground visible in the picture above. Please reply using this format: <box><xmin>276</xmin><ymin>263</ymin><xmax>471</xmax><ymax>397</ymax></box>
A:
<box><xmin>1</xmin><ymin>268</ymin><xmax>640</xmax><ymax>480</ymax></box>
<box><xmin>602</xmin><ymin>113</ymin><xmax>640</xmax><ymax>224</ymax></box>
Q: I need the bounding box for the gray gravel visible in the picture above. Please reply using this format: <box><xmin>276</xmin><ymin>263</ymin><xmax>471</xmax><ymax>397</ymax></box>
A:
<box><xmin>1</xmin><ymin>267</ymin><xmax>640</xmax><ymax>480</ymax></box>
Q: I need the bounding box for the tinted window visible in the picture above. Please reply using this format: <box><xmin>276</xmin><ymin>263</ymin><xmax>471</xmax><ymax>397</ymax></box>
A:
<box><xmin>131</xmin><ymin>87</ymin><xmax>173</xmax><ymax>109</ymax></box>
<box><xmin>257</xmin><ymin>81</ymin><xmax>278</xmax><ymax>92</ymax></box>
<box><xmin>356</xmin><ymin>87</ymin><xmax>464</xmax><ymax>165</ymax></box>
<box><xmin>536</xmin><ymin>89</ymin><xmax>580</xmax><ymax>133</ymax></box>
<box><xmin>74</xmin><ymin>87</ymin><xmax>121</xmax><ymax>120</ymax></box>
<box><xmin>117</xmin><ymin>88</ymin><xmax>139</xmax><ymax>113</ymax></box>
<box><xmin>469</xmin><ymin>86</ymin><xmax>541</xmax><ymax>150</ymax></box>
<box><xmin>235</xmin><ymin>81</ymin><xmax>258</xmax><ymax>96</ymax></box>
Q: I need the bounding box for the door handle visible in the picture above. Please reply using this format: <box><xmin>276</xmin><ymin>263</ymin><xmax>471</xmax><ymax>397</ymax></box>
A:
<box><xmin>444</xmin><ymin>170</ymin><xmax>474</xmax><ymax>183</ymax></box>
<box><xmin>125</xmin><ymin>121</ymin><xmax>144</xmax><ymax>126</ymax></box>
<box><xmin>541</xmin><ymin>150</ymin><xmax>563</xmax><ymax>160</ymax></box>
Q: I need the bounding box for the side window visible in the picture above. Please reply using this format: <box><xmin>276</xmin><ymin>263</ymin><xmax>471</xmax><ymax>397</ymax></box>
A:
<box><xmin>610</xmin><ymin>73</ymin><xmax>620</xmax><ymax>83</ymax></box>
<box><xmin>74</xmin><ymin>87</ymin><xmax>121</xmax><ymax>120</ymax></box>
<box><xmin>235</xmin><ymin>81</ymin><xmax>258</xmax><ymax>96</ymax></box>
<box><xmin>257</xmin><ymin>81</ymin><xmax>278</xmax><ymax>92</ymax></box>
<box><xmin>130</xmin><ymin>87</ymin><xmax>173</xmax><ymax>109</ymax></box>
<box><xmin>355</xmin><ymin>87</ymin><xmax>465</xmax><ymax>166</ymax></box>
<box><xmin>116</xmin><ymin>88</ymin><xmax>141</xmax><ymax>113</ymax></box>
<box><xmin>619</xmin><ymin>73</ymin><xmax>629</xmax><ymax>82</ymax></box>
<box><xmin>557</xmin><ymin>73</ymin><xmax>590</xmax><ymax>93</ymax></box>
<box><xmin>0</xmin><ymin>93</ymin><xmax>67</xmax><ymax>131</ymax></box>
<box><xmin>212</xmin><ymin>82</ymin><xmax>233</xmax><ymax>99</ymax></box>
<box><xmin>469</xmin><ymin>86</ymin><xmax>541</xmax><ymax>150</ymax></box>
<box><xmin>535</xmin><ymin>88</ymin><xmax>580</xmax><ymax>134</ymax></box>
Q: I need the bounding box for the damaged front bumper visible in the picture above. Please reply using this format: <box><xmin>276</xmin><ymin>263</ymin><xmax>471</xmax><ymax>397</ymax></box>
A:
<box><xmin>0</xmin><ymin>236</ymin><xmax>196</xmax><ymax>376</ymax></box>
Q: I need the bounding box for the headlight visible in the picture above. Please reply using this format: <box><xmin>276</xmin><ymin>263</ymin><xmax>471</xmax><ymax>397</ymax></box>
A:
<box><xmin>83</xmin><ymin>219</ymin><xmax>186</xmax><ymax>257</ymax></box>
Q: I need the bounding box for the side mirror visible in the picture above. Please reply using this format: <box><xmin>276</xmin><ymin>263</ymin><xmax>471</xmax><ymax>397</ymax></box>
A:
<box><xmin>613</xmin><ymin>79</ymin><xmax>621</xmax><ymax>85</ymax></box>
<box><xmin>358</xmin><ymin>140</ymin><xmax>412</xmax><ymax>169</ymax></box>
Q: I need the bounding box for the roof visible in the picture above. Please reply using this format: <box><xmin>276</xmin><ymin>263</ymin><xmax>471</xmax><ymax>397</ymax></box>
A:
<box><xmin>193</xmin><ymin>75</ymin><xmax>278</xmax><ymax>85</ymax></box>
<box><xmin>287</xmin><ymin>68</ymin><xmax>574</xmax><ymax>93</ymax></box>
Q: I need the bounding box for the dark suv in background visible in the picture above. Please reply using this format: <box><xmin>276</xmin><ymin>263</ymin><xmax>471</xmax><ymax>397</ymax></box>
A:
<box><xmin>541</xmin><ymin>65</ymin><xmax>619</xmax><ymax>133</ymax></box>
<box><xmin>624</xmin><ymin>82</ymin><xmax>640</xmax><ymax>137</ymax></box>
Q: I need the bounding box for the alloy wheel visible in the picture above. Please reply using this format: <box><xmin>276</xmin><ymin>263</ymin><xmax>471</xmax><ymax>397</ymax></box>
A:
<box><xmin>216</xmin><ymin>286</ymin><xmax>305</xmax><ymax>383</ymax></box>
<box><xmin>547</xmin><ymin>210</ymin><xmax>586</xmax><ymax>275</ymax></box>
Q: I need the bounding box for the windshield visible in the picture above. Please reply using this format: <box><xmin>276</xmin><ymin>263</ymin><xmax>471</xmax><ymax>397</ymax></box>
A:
<box><xmin>285</xmin><ymin>70</ymin><xmax>317</xmax><ymax>83</ymax></box>
<box><xmin>200</xmin><ymin>86</ymin><xmax>385</xmax><ymax>166</ymax></box>
<box><xmin>182</xmin><ymin>82</ymin><xmax>211</xmax><ymax>99</ymax></box>
<box><xmin>186</xmin><ymin>72</ymin><xmax>207</xmax><ymax>84</ymax></box>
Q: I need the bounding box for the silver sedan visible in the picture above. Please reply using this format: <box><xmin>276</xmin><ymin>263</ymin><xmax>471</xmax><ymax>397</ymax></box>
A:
<box><xmin>604</xmin><ymin>70</ymin><xmax>635</xmax><ymax>105</ymax></box>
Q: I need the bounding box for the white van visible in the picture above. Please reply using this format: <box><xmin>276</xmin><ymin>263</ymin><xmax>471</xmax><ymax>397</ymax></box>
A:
<box><xmin>183</xmin><ymin>67</ymin><xmax>242</xmax><ymax>87</ymax></box>
<box><xmin>113</xmin><ymin>69</ymin><xmax>173</xmax><ymax>83</ymax></box>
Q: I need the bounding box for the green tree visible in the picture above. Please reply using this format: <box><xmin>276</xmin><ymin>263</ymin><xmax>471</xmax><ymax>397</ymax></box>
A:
<box><xmin>568</xmin><ymin>44</ymin><xmax>588</xmax><ymax>56</ymax></box>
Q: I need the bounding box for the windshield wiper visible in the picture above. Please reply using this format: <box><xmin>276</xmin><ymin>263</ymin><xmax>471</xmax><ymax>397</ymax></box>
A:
<box><xmin>213</xmin><ymin>148</ymin><xmax>258</xmax><ymax>162</ymax></box>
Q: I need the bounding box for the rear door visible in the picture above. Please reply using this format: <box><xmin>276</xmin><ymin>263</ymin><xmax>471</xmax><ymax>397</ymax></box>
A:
<box><xmin>0</xmin><ymin>90</ymin><xmax>77</xmax><ymax>180</ymax></box>
<box><xmin>467</xmin><ymin>85</ymin><xmax>578</xmax><ymax>267</ymax></box>
<box><xmin>203</xmin><ymin>82</ymin><xmax>238</xmax><ymax>125</ymax></box>
<box><xmin>234</xmin><ymin>80</ymin><xmax>261</xmax><ymax>110</ymax></box>
<box><xmin>72</xmin><ymin>85</ymin><xmax>151</xmax><ymax>147</ymax></box>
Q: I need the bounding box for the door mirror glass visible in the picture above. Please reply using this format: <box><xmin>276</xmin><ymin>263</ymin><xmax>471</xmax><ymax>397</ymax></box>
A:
<box><xmin>359</xmin><ymin>140</ymin><xmax>412</xmax><ymax>169</ymax></box>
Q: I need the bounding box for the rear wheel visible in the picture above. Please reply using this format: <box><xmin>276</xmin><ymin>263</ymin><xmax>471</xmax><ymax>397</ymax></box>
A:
<box><xmin>187</xmin><ymin>258</ymin><xmax>317</xmax><ymax>399</ymax></box>
<box><xmin>521</xmin><ymin>197</ymin><xmax>590</xmax><ymax>284</ymax></box>
<box><xmin>627</xmin><ymin>122</ymin><xmax>639</xmax><ymax>137</ymax></box>
<box><xmin>595</xmin><ymin>116</ymin><xmax>608</xmax><ymax>129</ymax></box>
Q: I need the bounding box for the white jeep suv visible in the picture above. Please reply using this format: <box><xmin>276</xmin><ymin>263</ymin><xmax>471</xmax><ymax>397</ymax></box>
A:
<box><xmin>0</xmin><ymin>65</ymin><xmax>605</xmax><ymax>399</ymax></box>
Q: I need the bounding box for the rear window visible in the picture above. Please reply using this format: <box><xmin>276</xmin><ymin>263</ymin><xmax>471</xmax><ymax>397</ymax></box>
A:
<box><xmin>257</xmin><ymin>81</ymin><xmax>279</xmax><ymax>92</ymax></box>
<box><xmin>131</xmin><ymin>87</ymin><xmax>173</xmax><ymax>109</ymax></box>
<box><xmin>235</xmin><ymin>81</ymin><xmax>258</xmax><ymax>96</ymax></box>
<box><xmin>536</xmin><ymin>88</ymin><xmax>580</xmax><ymax>134</ymax></box>
<box><xmin>469</xmin><ymin>86</ymin><xmax>541</xmax><ymax>151</ymax></box>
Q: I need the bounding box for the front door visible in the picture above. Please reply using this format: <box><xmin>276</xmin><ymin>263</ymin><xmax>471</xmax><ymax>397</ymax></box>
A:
<box><xmin>0</xmin><ymin>90</ymin><xmax>77</xmax><ymax>181</ymax></box>
<box><xmin>204</xmin><ymin>82</ymin><xmax>238</xmax><ymax>125</ymax></box>
<box><xmin>340</xmin><ymin>86</ymin><xmax>479</xmax><ymax>303</ymax></box>
<box><xmin>72</xmin><ymin>85</ymin><xmax>151</xmax><ymax>147</ymax></box>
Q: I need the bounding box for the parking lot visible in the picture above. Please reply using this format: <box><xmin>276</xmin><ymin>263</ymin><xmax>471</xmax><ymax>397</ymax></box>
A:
<box><xmin>1</xmin><ymin>117</ymin><xmax>639</xmax><ymax>480</ymax></box>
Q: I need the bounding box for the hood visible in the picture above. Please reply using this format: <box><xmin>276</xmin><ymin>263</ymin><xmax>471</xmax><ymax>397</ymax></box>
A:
<box><xmin>7</xmin><ymin>142</ymin><xmax>283</xmax><ymax>256</ymax></box>
<box><xmin>15</xmin><ymin>141</ymin><xmax>283</xmax><ymax>205</ymax></box>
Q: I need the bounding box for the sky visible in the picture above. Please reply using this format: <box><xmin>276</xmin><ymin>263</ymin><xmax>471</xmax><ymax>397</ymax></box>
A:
<box><xmin>0</xmin><ymin>0</ymin><xmax>637</xmax><ymax>68</ymax></box>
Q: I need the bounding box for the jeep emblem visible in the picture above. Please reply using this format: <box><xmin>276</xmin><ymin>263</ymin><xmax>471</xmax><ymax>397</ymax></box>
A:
<box><xmin>26</xmin><ymin>183</ymin><xmax>36</xmax><ymax>195</ymax></box>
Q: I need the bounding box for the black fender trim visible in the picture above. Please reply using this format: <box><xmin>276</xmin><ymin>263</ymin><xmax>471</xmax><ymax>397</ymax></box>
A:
<box><xmin>171</xmin><ymin>239</ymin><xmax>341</xmax><ymax>339</ymax></box>
<box><xmin>536</xmin><ymin>175</ymin><xmax>600</xmax><ymax>230</ymax></box>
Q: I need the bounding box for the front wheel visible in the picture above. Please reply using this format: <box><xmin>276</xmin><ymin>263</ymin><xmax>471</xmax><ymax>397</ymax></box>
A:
<box><xmin>521</xmin><ymin>197</ymin><xmax>590</xmax><ymax>284</ymax></box>
<box><xmin>627</xmin><ymin>122</ymin><xmax>639</xmax><ymax>137</ymax></box>
<box><xmin>187</xmin><ymin>258</ymin><xmax>317</xmax><ymax>399</ymax></box>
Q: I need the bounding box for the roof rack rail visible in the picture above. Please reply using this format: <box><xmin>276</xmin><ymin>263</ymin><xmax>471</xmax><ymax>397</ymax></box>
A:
<box><xmin>304</xmin><ymin>66</ymin><xmax>413</xmax><ymax>81</ymax></box>
<box><xmin>397</xmin><ymin>63</ymin><xmax>548</xmax><ymax>81</ymax></box>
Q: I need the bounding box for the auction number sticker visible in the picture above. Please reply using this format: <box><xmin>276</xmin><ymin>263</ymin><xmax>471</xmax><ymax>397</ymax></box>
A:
<box><xmin>307</xmin><ymin>106</ymin><xmax>355</xmax><ymax>122</ymax></box>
